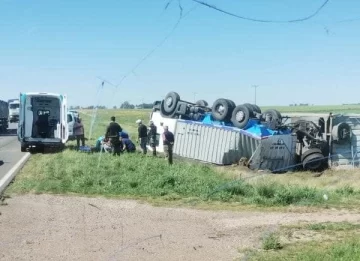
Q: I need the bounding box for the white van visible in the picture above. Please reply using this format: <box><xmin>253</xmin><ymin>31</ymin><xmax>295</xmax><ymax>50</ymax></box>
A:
<box><xmin>17</xmin><ymin>92</ymin><xmax>69</xmax><ymax>152</ymax></box>
<box><xmin>67</xmin><ymin>111</ymin><xmax>77</xmax><ymax>140</ymax></box>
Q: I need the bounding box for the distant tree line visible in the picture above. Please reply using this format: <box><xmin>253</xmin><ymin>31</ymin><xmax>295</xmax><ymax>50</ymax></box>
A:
<box><xmin>289</xmin><ymin>103</ymin><xmax>310</xmax><ymax>106</ymax></box>
<box><xmin>69</xmin><ymin>101</ymin><xmax>153</xmax><ymax>110</ymax></box>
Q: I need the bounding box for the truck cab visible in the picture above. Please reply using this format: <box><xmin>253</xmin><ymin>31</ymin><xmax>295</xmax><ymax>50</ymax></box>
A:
<box><xmin>17</xmin><ymin>92</ymin><xmax>69</xmax><ymax>152</ymax></box>
<box><xmin>8</xmin><ymin>99</ymin><xmax>20</xmax><ymax>123</ymax></box>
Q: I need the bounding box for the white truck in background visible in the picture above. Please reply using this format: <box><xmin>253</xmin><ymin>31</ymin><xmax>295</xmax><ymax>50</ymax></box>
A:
<box><xmin>8</xmin><ymin>99</ymin><xmax>20</xmax><ymax>123</ymax></box>
<box><xmin>17</xmin><ymin>92</ymin><xmax>69</xmax><ymax>152</ymax></box>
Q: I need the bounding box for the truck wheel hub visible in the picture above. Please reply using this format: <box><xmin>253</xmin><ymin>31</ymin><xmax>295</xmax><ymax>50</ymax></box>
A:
<box><xmin>236</xmin><ymin>111</ymin><xmax>244</xmax><ymax>122</ymax></box>
<box><xmin>166</xmin><ymin>97</ymin><xmax>173</xmax><ymax>106</ymax></box>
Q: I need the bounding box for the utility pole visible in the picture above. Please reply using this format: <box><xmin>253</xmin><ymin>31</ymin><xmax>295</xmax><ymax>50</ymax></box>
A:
<box><xmin>252</xmin><ymin>85</ymin><xmax>259</xmax><ymax>105</ymax></box>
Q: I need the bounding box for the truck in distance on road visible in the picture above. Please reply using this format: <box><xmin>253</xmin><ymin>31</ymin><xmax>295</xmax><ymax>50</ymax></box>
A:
<box><xmin>8</xmin><ymin>99</ymin><xmax>20</xmax><ymax>123</ymax></box>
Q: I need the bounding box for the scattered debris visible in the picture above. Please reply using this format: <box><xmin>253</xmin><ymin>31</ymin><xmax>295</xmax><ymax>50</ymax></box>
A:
<box><xmin>88</xmin><ymin>203</ymin><xmax>101</xmax><ymax>210</ymax></box>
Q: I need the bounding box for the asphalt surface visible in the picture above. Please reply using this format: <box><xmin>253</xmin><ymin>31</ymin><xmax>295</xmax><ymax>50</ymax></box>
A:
<box><xmin>0</xmin><ymin>123</ymin><xmax>27</xmax><ymax>182</ymax></box>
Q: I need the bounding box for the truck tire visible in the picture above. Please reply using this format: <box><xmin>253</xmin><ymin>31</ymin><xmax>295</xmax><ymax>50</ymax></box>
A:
<box><xmin>163</xmin><ymin>92</ymin><xmax>180</xmax><ymax>114</ymax></box>
<box><xmin>243</xmin><ymin>103</ymin><xmax>256</xmax><ymax>118</ymax></box>
<box><xmin>212</xmin><ymin>99</ymin><xmax>232</xmax><ymax>121</ymax></box>
<box><xmin>252</xmin><ymin>104</ymin><xmax>261</xmax><ymax>114</ymax></box>
<box><xmin>231</xmin><ymin>105</ymin><xmax>250</xmax><ymax>129</ymax></box>
<box><xmin>160</xmin><ymin>100</ymin><xmax>176</xmax><ymax>118</ymax></box>
<box><xmin>263</xmin><ymin>109</ymin><xmax>282</xmax><ymax>123</ymax></box>
<box><xmin>21</xmin><ymin>144</ymin><xmax>26</xmax><ymax>152</ymax></box>
<box><xmin>226</xmin><ymin>99</ymin><xmax>236</xmax><ymax>109</ymax></box>
<box><xmin>302</xmin><ymin>152</ymin><xmax>325</xmax><ymax>171</ymax></box>
<box><xmin>301</xmin><ymin>148</ymin><xmax>323</xmax><ymax>162</ymax></box>
<box><xmin>196</xmin><ymin>100</ymin><xmax>208</xmax><ymax>107</ymax></box>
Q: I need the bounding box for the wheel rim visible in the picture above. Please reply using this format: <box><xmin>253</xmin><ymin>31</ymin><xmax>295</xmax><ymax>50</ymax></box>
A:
<box><xmin>236</xmin><ymin>111</ymin><xmax>245</xmax><ymax>122</ymax></box>
<box><xmin>166</xmin><ymin>97</ymin><xmax>173</xmax><ymax>107</ymax></box>
<box><xmin>265</xmin><ymin>113</ymin><xmax>272</xmax><ymax>121</ymax></box>
<box><xmin>216</xmin><ymin>105</ymin><xmax>225</xmax><ymax>114</ymax></box>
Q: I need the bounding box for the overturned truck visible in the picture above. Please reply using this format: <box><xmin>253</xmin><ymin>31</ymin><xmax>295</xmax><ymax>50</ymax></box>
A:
<box><xmin>149</xmin><ymin>92</ymin><xmax>356</xmax><ymax>172</ymax></box>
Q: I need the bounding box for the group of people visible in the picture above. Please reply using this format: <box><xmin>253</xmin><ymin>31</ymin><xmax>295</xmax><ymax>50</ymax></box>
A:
<box><xmin>71</xmin><ymin>115</ymin><xmax>175</xmax><ymax>164</ymax></box>
<box><xmin>104</xmin><ymin>116</ymin><xmax>175</xmax><ymax>164</ymax></box>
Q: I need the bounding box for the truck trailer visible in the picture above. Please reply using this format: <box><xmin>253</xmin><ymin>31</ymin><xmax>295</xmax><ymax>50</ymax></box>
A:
<box><xmin>0</xmin><ymin>100</ymin><xmax>9</xmax><ymax>133</ymax></box>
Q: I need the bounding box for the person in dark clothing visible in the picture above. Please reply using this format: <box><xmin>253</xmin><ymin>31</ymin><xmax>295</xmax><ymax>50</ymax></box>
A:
<box><xmin>162</xmin><ymin>125</ymin><xmax>175</xmax><ymax>164</ymax></box>
<box><xmin>105</xmin><ymin>116</ymin><xmax>123</xmax><ymax>156</ymax></box>
<box><xmin>120</xmin><ymin>137</ymin><xmax>136</xmax><ymax>153</ymax></box>
<box><xmin>136</xmin><ymin>119</ymin><xmax>148</xmax><ymax>154</ymax></box>
<box><xmin>148</xmin><ymin>120</ymin><xmax>157</xmax><ymax>156</ymax></box>
<box><xmin>73</xmin><ymin>118</ymin><xmax>85</xmax><ymax>148</ymax></box>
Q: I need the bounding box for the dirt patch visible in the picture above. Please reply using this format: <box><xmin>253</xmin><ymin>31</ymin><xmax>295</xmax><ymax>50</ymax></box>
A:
<box><xmin>1</xmin><ymin>194</ymin><xmax>360</xmax><ymax>261</ymax></box>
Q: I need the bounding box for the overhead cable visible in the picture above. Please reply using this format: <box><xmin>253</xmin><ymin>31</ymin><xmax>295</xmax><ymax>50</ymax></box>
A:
<box><xmin>191</xmin><ymin>0</ymin><xmax>330</xmax><ymax>23</ymax></box>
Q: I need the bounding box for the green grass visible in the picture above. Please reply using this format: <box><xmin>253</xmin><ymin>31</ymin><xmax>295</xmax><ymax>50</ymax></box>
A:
<box><xmin>250</xmin><ymin>238</ymin><xmax>360</xmax><ymax>261</ymax></box>
<box><xmin>245</xmin><ymin>221</ymin><xmax>360</xmax><ymax>261</ymax></box>
<box><xmin>261</xmin><ymin>232</ymin><xmax>283</xmax><ymax>250</ymax></box>
<box><xmin>7</xmin><ymin>149</ymin><xmax>360</xmax><ymax>208</ymax></box>
<box><xmin>307</xmin><ymin>222</ymin><xmax>360</xmax><ymax>231</ymax></box>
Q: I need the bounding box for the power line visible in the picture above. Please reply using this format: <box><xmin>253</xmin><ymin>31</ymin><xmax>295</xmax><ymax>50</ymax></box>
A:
<box><xmin>191</xmin><ymin>0</ymin><xmax>330</xmax><ymax>23</ymax></box>
<box><xmin>116</xmin><ymin>3</ymin><xmax>196</xmax><ymax>86</ymax></box>
<box><xmin>104</xmin><ymin>2</ymin><xmax>197</xmax><ymax>108</ymax></box>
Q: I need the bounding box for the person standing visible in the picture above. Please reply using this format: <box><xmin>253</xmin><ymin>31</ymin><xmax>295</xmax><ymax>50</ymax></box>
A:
<box><xmin>148</xmin><ymin>120</ymin><xmax>157</xmax><ymax>156</ymax></box>
<box><xmin>162</xmin><ymin>125</ymin><xmax>175</xmax><ymax>165</ymax></box>
<box><xmin>73</xmin><ymin>118</ymin><xmax>85</xmax><ymax>148</ymax></box>
<box><xmin>105</xmin><ymin>116</ymin><xmax>122</xmax><ymax>156</ymax></box>
<box><xmin>136</xmin><ymin>119</ymin><xmax>148</xmax><ymax>154</ymax></box>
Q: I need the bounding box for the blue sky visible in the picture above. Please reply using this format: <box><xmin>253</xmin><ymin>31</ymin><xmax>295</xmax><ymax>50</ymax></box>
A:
<box><xmin>1</xmin><ymin>0</ymin><xmax>360</xmax><ymax>107</ymax></box>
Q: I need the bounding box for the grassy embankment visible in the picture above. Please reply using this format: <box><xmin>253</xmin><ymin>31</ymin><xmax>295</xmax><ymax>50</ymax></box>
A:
<box><xmin>6</xmin><ymin>107</ymin><xmax>360</xmax><ymax>210</ymax></box>
<box><xmin>243</xmin><ymin>221</ymin><xmax>360</xmax><ymax>260</ymax></box>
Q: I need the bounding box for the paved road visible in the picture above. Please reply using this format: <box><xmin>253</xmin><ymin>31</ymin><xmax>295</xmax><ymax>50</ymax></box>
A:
<box><xmin>0</xmin><ymin>123</ymin><xmax>28</xmax><ymax>183</ymax></box>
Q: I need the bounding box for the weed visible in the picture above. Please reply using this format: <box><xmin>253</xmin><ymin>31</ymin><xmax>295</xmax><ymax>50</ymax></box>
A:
<box><xmin>252</xmin><ymin>237</ymin><xmax>360</xmax><ymax>261</ymax></box>
<box><xmin>307</xmin><ymin>222</ymin><xmax>360</xmax><ymax>231</ymax></box>
<box><xmin>261</xmin><ymin>232</ymin><xmax>282</xmax><ymax>250</ymax></box>
<box><xmin>335</xmin><ymin>185</ymin><xmax>356</xmax><ymax>196</ymax></box>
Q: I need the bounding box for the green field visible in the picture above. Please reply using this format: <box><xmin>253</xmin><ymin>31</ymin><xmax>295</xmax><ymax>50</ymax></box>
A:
<box><xmin>261</xmin><ymin>104</ymin><xmax>360</xmax><ymax>114</ymax></box>
<box><xmin>79</xmin><ymin>109</ymin><xmax>151</xmax><ymax>141</ymax></box>
<box><xmin>244</xmin><ymin>221</ymin><xmax>360</xmax><ymax>261</ymax></box>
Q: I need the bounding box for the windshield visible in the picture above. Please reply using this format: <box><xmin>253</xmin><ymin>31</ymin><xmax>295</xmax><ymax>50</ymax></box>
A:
<box><xmin>9</xmin><ymin>104</ymin><xmax>19</xmax><ymax>109</ymax></box>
